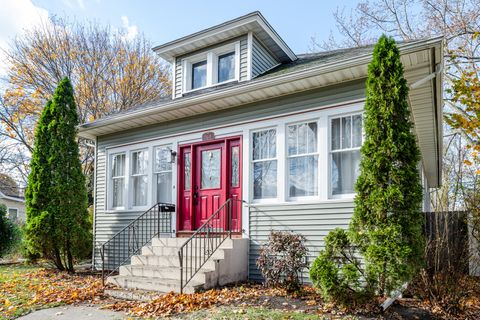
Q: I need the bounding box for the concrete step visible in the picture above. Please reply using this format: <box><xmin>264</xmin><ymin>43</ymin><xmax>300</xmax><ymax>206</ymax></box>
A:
<box><xmin>118</xmin><ymin>265</ymin><xmax>214</xmax><ymax>283</ymax></box>
<box><xmin>151</xmin><ymin>237</ymin><xmax>234</xmax><ymax>249</ymax></box>
<box><xmin>131</xmin><ymin>254</ymin><xmax>217</xmax><ymax>269</ymax></box>
<box><xmin>107</xmin><ymin>275</ymin><xmax>203</xmax><ymax>294</ymax></box>
<box><xmin>141</xmin><ymin>245</ymin><xmax>226</xmax><ymax>259</ymax></box>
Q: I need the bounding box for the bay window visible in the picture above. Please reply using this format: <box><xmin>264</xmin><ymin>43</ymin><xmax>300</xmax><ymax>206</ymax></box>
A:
<box><xmin>154</xmin><ymin>146</ymin><xmax>172</xmax><ymax>203</ymax></box>
<box><xmin>111</xmin><ymin>153</ymin><xmax>126</xmax><ymax>208</ymax></box>
<box><xmin>330</xmin><ymin>114</ymin><xmax>363</xmax><ymax>196</ymax></box>
<box><xmin>131</xmin><ymin>150</ymin><xmax>148</xmax><ymax>206</ymax></box>
<box><xmin>252</xmin><ymin>129</ymin><xmax>277</xmax><ymax>199</ymax></box>
<box><xmin>287</xmin><ymin>122</ymin><xmax>318</xmax><ymax>198</ymax></box>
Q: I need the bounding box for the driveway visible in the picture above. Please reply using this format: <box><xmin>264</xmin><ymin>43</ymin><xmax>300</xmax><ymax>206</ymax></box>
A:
<box><xmin>17</xmin><ymin>305</ymin><xmax>128</xmax><ymax>320</ymax></box>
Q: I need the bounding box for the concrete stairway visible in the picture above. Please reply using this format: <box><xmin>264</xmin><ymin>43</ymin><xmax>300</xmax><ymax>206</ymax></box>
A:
<box><xmin>107</xmin><ymin>237</ymin><xmax>248</xmax><ymax>294</ymax></box>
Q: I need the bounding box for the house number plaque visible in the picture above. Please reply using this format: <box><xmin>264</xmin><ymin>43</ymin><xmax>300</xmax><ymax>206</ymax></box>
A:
<box><xmin>202</xmin><ymin>132</ymin><xmax>215</xmax><ymax>141</ymax></box>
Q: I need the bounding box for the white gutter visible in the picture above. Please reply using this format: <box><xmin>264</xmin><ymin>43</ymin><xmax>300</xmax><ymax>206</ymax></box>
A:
<box><xmin>79</xmin><ymin>36</ymin><xmax>444</xmax><ymax>137</ymax></box>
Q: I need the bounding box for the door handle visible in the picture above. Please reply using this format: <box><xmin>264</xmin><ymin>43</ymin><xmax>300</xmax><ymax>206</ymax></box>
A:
<box><xmin>193</xmin><ymin>191</ymin><xmax>198</xmax><ymax>205</ymax></box>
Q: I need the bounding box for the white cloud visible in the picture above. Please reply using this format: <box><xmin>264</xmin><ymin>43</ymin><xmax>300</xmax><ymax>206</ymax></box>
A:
<box><xmin>120</xmin><ymin>15</ymin><xmax>138</xmax><ymax>42</ymax></box>
<box><xmin>0</xmin><ymin>0</ymin><xmax>49</xmax><ymax>76</ymax></box>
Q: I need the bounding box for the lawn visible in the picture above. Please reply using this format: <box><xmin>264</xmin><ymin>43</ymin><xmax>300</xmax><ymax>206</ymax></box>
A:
<box><xmin>0</xmin><ymin>264</ymin><xmax>102</xmax><ymax>320</ymax></box>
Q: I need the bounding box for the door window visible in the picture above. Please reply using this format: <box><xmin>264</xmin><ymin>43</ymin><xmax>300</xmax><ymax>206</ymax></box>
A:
<box><xmin>201</xmin><ymin>149</ymin><xmax>221</xmax><ymax>189</ymax></box>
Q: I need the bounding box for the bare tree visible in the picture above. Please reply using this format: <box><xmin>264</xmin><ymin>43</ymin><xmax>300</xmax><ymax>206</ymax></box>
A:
<box><xmin>0</xmin><ymin>16</ymin><xmax>171</xmax><ymax>188</ymax></box>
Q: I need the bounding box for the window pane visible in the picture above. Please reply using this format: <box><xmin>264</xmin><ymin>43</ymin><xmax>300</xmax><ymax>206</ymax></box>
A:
<box><xmin>155</xmin><ymin>146</ymin><xmax>172</xmax><ymax>172</ymax></box>
<box><xmin>352</xmin><ymin>115</ymin><xmax>363</xmax><ymax>147</ymax></box>
<box><xmin>307</xmin><ymin>122</ymin><xmax>318</xmax><ymax>153</ymax></box>
<box><xmin>112</xmin><ymin>178</ymin><xmax>124</xmax><ymax>207</ymax></box>
<box><xmin>289</xmin><ymin>155</ymin><xmax>318</xmax><ymax>197</ymax></box>
<box><xmin>132</xmin><ymin>150</ymin><xmax>147</xmax><ymax>175</ymax></box>
<box><xmin>133</xmin><ymin>175</ymin><xmax>148</xmax><ymax>206</ymax></box>
<box><xmin>112</xmin><ymin>154</ymin><xmax>125</xmax><ymax>177</ymax></box>
<box><xmin>341</xmin><ymin>116</ymin><xmax>352</xmax><ymax>149</ymax></box>
<box><xmin>253</xmin><ymin>160</ymin><xmax>277</xmax><ymax>199</ymax></box>
<box><xmin>218</xmin><ymin>52</ymin><xmax>235</xmax><ymax>83</ymax></box>
<box><xmin>8</xmin><ymin>208</ymin><xmax>17</xmax><ymax>220</ymax></box>
<box><xmin>231</xmin><ymin>146</ymin><xmax>240</xmax><ymax>187</ymax></box>
<box><xmin>253</xmin><ymin>129</ymin><xmax>276</xmax><ymax>160</ymax></box>
<box><xmin>331</xmin><ymin>150</ymin><xmax>361</xmax><ymax>195</ymax></box>
<box><xmin>331</xmin><ymin>118</ymin><xmax>341</xmax><ymax>150</ymax></box>
<box><xmin>201</xmin><ymin>149</ymin><xmax>221</xmax><ymax>189</ymax></box>
<box><xmin>287</xmin><ymin>125</ymin><xmax>297</xmax><ymax>155</ymax></box>
<box><xmin>297</xmin><ymin>123</ymin><xmax>307</xmax><ymax>154</ymax></box>
<box><xmin>184</xmin><ymin>152</ymin><xmax>191</xmax><ymax>191</ymax></box>
<box><xmin>157</xmin><ymin>172</ymin><xmax>172</xmax><ymax>203</ymax></box>
<box><xmin>192</xmin><ymin>60</ymin><xmax>207</xmax><ymax>89</ymax></box>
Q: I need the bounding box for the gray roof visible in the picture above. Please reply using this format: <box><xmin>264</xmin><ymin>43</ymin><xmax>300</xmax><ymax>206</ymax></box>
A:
<box><xmin>84</xmin><ymin>45</ymin><xmax>376</xmax><ymax>125</ymax></box>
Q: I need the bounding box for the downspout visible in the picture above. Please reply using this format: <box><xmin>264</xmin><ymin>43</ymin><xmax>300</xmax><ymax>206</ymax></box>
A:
<box><xmin>409</xmin><ymin>63</ymin><xmax>443</xmax><ymax>90</ymax></box>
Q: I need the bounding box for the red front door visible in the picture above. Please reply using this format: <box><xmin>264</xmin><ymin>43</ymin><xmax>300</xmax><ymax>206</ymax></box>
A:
<box><xmin>178</xmin><ymin>136</ymin><xmax>242</xmax><ymax>232</ymax></box>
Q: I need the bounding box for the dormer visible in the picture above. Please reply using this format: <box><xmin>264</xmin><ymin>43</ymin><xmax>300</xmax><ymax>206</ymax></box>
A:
<box><xmin>153</xmin><ymin>11</ymin><xmax>297</xmax><ymax>99</ymax></box>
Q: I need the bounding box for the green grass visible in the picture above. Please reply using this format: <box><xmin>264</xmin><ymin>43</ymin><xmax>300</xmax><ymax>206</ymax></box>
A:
<box><xmin>0</xmin><ymin>264</ymin><xmax>63</xmax><ymax>320</ymax></box>
<box><xmin>179</xmin><ymin>307</ymin><xmax>359</xmax><ymax>320</ymax></box>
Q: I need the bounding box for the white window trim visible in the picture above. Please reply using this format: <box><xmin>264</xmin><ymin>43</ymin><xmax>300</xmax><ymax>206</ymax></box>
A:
<box><xmin>285</xmin><ymin>119</ymin><xmax>320</xmax><ymax>201</ymax></box>
<box><xmin>328</xmin><ymin>112</ymin><xmax>364</xmax><ymax>199</ymax></box>
<box><xmin>153</xmin><ymin>144</ymin><xmax>174</xmax><ymax>205</ymax></box>
<box><xmin>182</xmin><ymin>41</ymin><xmax>240</xmax><ymax>93</ymax></box>
<box><xmin>104</xmin><ymin>101</ymin><xmax>365</xmax><ymax>214</ymax></box>
<box><xmin>129</xmin><ymin>148</ymin><xmax>150</xmax><ymax>210</ymax></box>
<box><xmin>109</xmin><ymin>152</ymin><xmax>127</xmax><ymax>210</ymax></box>
<box><xmin>250</xmin><ymin>127</ymin><xmax>279</xmax><ymax>204</ymax></box>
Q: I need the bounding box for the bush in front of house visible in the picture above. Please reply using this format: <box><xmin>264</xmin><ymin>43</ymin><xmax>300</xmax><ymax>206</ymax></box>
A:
<box><xmin>310</xmin><ymin>35</ymin><xmax>424</xmax><ymax>302</ymax></box>
<box><xmin>256</xmin><ymin>230</ymin><xmax>308</xmax><ymax>293</ymax></box>
<box><xmin>0</xmin><ymin>204</ymin><xmax>22</xmax><ymax>258</ymax></box>
<box><xmin>24</xmin><ymin>77</ymin><xmax>91</xmax><ymax>272</ymax></box>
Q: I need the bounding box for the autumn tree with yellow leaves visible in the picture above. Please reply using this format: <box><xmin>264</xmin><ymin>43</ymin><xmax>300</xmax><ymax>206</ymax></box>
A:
<box><xmin>0</xmin><ymin>17</ymin><xmax>171</xmax><ymax>192</ymax></box>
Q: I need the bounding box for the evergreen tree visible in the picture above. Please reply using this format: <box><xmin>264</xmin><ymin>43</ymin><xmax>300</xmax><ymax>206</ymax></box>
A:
<box><xmin>352</xmin><ymin>35</ymin><xmax>424</xmax><ymax>295</ymax></box>
<box><xmin>25</xmin><ymin>78</ymin><xmax>90</xmax><ymax>272</ymax></box>
<box><xmin>310</xmin><ymin>35</ymin><xmax>424</xmax><ymax>300</ymax></box>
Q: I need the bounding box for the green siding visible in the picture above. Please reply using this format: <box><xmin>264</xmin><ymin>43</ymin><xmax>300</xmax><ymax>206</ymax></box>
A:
<box><xmin>93</xmin><ymin>79</ymin><xmax>366</xmax><ymax>270</ymax></box>
<box><xmin>252</xmin><ymin>36</ymin><xmax>279</xmax><ymax>77</ymax></box>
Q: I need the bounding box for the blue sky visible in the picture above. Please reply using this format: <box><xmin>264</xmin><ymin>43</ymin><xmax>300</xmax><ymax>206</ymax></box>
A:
<box><xmin>29</xmin><ymin>0</ymin><xmax>358</xmax><ymax>53</ymax></box>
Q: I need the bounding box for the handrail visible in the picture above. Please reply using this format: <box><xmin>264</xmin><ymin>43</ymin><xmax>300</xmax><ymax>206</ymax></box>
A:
<box><xmin>178</xmin><ymin>198</ymin><xmax>244</xmax><ymax>293</ymax></box>
<box><xmin>95</xmin><ymin>202</ymin><xmax>175</xmax><ymax>286</ymax></box>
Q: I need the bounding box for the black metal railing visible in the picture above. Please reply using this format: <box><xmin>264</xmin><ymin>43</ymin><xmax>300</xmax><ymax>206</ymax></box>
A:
<box><xmin>96</xmin><ymin>202</ymin><xmax>175</xmax><ymax>286</ymax></box>
<box><xmin>178</xmin><ymin>198</ymin><xmax>243</xmax><ymax>293</ymax></box>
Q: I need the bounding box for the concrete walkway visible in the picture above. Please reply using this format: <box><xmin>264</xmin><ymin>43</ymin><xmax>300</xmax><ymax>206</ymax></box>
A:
<box><xmin>17</xmin><ymin>305</ymin><xmax>128</xmax><ymax>320</ymax></box>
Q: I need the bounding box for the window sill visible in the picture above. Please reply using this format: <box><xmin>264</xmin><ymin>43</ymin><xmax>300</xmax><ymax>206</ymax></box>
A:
<box><xmin>246</xmin><ymin>198</ymin><xmax>355</xmax><ymax>207</ymax></box>
<box><xmin>184</xmin><ymin>78</ymin><xmax>239</xmax><ymax>95</ymax></box>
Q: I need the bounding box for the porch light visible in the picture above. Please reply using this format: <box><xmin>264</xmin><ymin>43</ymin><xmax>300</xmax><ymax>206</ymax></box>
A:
<box><xmin>167</xmin><ymin>148</ymin><xmax>177</xmax><ymax>164</ymax></box>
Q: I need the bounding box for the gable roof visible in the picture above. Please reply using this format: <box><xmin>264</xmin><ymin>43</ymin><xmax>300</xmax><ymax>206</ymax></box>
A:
<box><xmin>153</xmin><ymin>11</ymin><xmax>296</xmax><ymax>63</ymax></box>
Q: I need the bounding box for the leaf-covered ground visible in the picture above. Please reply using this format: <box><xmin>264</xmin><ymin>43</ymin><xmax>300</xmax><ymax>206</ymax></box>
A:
<box><xmin>0</xmin><ymin>264</ymin><xmax>102</xmax><ymax>319</ymax></box>
<box><xmin>1</xmin><ymin>263</ymin><xmax>479</xmax><ymax>319</ymax></box>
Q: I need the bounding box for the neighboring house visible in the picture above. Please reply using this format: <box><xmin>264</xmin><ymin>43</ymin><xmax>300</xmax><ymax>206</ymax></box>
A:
<box><xmin>79</xmin><ymin>12</ymin><xmax>443</xmax><ymax>293</ymax></box>
<box><xmin>0</xmin><ymin>190</ymin><xmax>26</xmax><ymax>223</ymax></box>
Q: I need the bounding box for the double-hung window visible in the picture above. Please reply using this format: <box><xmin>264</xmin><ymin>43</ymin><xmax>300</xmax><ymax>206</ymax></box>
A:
<box><xmin>191</xmin><ymin>60</ymin><xmax>207</xmax><ymax>90</ymax></box>
<box><xmin>111</xmin><ymin>153</ymin><xmax>126</xmax><ymax>208</ymax></box>
<box><xmin>154</xmin><ymin>145</ymin><xmax>172</xmax><ymax>203</ymax></box>
<box><xmin>252</xmin><ymin>129</ymin><xmax>277</xmax><ymax>199</ymax></box>
<box><xmin>330</xmin><ymin>114</ymin><xmax>363</xmax><ymax>196</ymax></box>
<box><xmin>131</xmin><ymin>150</ymin><xmax>148</xmax><ymax>207</ymax></box>
<box><xmin>287</xmin><ymin>122</ymin><xmax>318</xmax><ymax>198</ymax></box>
<box><xmin>218</xmin><ymin>52</ymin><xmax>235</xmax><ymax>83</ymax></box>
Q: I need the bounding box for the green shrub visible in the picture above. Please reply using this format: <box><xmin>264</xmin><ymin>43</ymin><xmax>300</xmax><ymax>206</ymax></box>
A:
<box><xmin>0</xmin><ymin>204</ymin><xmax>22</xmax><ymax>257</ymax></box>
<box><xmin>256</xmin><ymin>231</ymin><xmax>308</xmax><ymax>293</ymax></box>
<box><xmin>310</xmin><ymin>35</ymin><xmax>423</xmax><ymax>302</ymax></box>
<box><xmin>310</xmin><ymin>229</ymin><xmax>365</xmax><ymax>303</ymax></box>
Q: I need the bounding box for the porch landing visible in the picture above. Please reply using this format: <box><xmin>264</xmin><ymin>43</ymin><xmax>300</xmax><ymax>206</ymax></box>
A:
<box><xmin>107</xmin><ymin>237</ymin><xmax>249</xmax><ymax>294</ymax></box>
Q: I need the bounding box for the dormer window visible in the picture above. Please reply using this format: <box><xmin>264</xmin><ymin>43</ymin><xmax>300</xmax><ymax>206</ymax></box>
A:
<box><xmin>218</xmin><ymin>52</ymin><xmax>235</xmax><ymax>83</ymax></box>
<box><xmin>192</xmin><ymin>60</ymin><xmax>207</xmax><ymax>90</ymax></box>
<box><xmin>182</xmin><ymin>41</ymin><xmax>240</xmax><ymax>93</ymax></box>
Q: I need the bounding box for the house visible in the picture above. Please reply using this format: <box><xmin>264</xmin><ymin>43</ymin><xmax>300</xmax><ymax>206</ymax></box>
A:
<box><xmin>78</xmin><ymin>12</ymin><xmax>443</xmax><ymax>293</ymax></box>
<box><xmin>0</xmin><ymin>190</ymin><xmax>26</xmax><ymax>223</ymax></box>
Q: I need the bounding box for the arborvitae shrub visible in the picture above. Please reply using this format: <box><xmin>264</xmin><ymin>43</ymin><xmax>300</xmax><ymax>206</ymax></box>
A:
<box><xmin>310</xmin><ymin>35</ymin><xmax>423</xmax><ymax>301</ymax></box>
